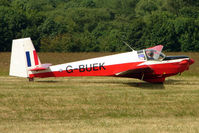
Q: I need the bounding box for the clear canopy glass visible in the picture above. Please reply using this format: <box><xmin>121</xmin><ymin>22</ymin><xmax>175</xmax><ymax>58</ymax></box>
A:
<box><xmin>137</xmin><ymin>49</ymin><xmax>165</xmax><ymax>61</ymax></box>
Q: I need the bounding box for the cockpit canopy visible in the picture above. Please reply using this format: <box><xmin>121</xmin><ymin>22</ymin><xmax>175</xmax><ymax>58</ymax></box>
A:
<box><xmin>145</xmin><ymin>49</ymin><xmax>165</xmax><ymax>60</ymax></box>
<box><xmin>137</xmin><ymin>49</ymin><xmax>165</xmax><ymax>61</ymax></box>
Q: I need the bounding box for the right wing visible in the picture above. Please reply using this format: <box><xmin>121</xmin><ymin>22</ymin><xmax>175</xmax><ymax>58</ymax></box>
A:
<box><xmin>115</xmin><ymin>65</ymin><xmax>153</xmax><ymax>77</ymax></box>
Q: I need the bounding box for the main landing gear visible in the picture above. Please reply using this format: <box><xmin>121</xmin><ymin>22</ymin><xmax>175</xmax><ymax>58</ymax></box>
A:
<box><xmin>28</xmin><ymin>77</ymin><xmax>34</xmax><ymax>82</ymax></box>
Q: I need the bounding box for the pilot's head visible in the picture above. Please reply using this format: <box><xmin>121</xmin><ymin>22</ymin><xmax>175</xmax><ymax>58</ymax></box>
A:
<box><xmin>148</xmin><ymin>51</ymin><xmax>154</xmax><ymax>57</ymax></box>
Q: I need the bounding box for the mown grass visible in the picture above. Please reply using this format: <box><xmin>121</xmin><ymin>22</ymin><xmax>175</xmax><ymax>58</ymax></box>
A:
<box><xmin>0</xmin><ymin>52</ymin><xmax>199</xmax><ymax>133</ymax></box>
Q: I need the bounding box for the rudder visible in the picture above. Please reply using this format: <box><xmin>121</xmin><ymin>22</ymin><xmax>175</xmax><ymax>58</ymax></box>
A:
<box><xmin>9</xmin><ymin>37</ymin><xmax>41</xmax><ymax>78</ymax></box>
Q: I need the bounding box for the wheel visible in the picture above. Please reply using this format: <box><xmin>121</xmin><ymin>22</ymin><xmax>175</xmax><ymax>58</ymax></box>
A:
<box><xmin>28</xmin><ymin>77</ymin><xmax>34</xmax><ymax>82</ymax></box>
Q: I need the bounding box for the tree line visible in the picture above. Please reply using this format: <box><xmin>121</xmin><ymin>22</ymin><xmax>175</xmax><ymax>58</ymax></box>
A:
<box><xmin>1</xmin><ymin>0</ymin><xmax>199</xmax><ymax>52</ymax></box>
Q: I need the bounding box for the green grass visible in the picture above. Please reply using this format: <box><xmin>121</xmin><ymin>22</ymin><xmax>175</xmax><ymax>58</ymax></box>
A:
<box><xmin>0</xmin><ymin>76</ymin><xmax>199</xmax><ymax>133</ymax></box>
<box><xmin>0</xmin><ymin>52</ymin><xmax>199</xmax><ymax>132</ymax></box>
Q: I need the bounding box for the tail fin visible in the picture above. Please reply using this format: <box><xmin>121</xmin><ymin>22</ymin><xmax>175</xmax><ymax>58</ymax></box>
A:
<box><xmin>9</xmin><ymin>37</ymin><xmax>41</xmax><ymax>77</ymax></box>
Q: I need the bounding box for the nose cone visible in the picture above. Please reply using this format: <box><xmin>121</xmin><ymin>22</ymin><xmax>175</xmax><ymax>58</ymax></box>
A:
<box><xmin>179</xmin><ymin>58</ymin><xmax>194</xmax><ymax>72</ymax></box>
<box><xmin>189</xmin><ymin>58</ymin><xmax>194</xmax><ymax>65</ymax></box>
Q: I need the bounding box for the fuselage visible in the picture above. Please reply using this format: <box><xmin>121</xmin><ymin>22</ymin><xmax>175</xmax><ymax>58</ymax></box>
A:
<box><xmin>29</xmin><ymin>51</ymin><xmax>142</xmax><ymax>77</ymax></box>
<box><xmin>29</xmin><ymin>51</ymin><xmax>194</xmax><ymax>83</ymax></box>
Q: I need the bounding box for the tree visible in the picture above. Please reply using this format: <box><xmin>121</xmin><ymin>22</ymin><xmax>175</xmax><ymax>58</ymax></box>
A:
<box><xmin>40</xmin><ymin>34</ymin><xmax>80</xmax><ymax>52</ymax></box>
<box><xmin>0</xmin><ymin>7</ymin><xmax>28</xmax><ymax>51</ymax></box>
<box><xmin>0</xmin><ymin>0</ymin><xmax>199</xmax><ymax>52</ymax></box>
<box><xmin>135</xmin><ymin>0</ymin><xmax>158</xmax><ymax>16</ymax></box>
<box><xmin>140</xmin><ymin>12</ymin><xmax>179</xmax><ymax>51</ymax></box>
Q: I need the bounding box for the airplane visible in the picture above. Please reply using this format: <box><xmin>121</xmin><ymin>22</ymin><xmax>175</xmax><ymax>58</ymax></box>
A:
<box><xmin>9</xmin><ymin>37</ymin><xmax>194</xmax><ymax>83</ymax></box>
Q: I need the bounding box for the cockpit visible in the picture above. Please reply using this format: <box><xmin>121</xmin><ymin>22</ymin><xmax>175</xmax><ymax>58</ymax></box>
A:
<box><xmin>137</xmin><ymin>49</ymin><xmax>165</xmax><ymax>61</ymax></box>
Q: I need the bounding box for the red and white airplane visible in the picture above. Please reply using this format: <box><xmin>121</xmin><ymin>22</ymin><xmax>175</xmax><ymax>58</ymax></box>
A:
<box><xmin>9</xmin><ymin>38</ymin><xmax>194</xmax><ymax>83</ymax></box>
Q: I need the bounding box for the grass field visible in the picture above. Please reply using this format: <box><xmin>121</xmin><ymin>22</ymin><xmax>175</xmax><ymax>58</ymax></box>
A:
<box><xmin>0</xmin><ymin>52</ymin><xmax>199</xmax><ymax>133</ymax></box>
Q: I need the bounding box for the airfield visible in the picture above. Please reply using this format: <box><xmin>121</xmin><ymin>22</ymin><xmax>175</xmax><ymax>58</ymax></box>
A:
<box><xmin>0</xmin><ymin>52</ymin><xmax>199</xmax><ymax>133</ymax></box>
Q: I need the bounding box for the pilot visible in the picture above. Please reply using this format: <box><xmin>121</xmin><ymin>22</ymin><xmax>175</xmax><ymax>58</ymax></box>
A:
<box><xmin>147</xmin><ymin>51</ymin><xmax>154</xmax><ymax>60</ymax></box>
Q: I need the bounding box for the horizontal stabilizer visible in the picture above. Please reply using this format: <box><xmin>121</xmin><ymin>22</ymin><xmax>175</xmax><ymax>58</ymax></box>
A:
<box><xmin>29</xmin><ymin>63</ymin><xmax>52</xmax><ymax>71</ymax></box>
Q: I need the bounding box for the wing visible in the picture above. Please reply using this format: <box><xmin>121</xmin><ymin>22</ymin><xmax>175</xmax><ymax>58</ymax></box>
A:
<box><xmin>29</xmin><ymin>63</ymin><xmax>52</xmax><ymax>71</ymax></box>
<box><xmin>115</xmin><ymin>65</ymin><xmax>153</xmax><ymax>77</ymax></box>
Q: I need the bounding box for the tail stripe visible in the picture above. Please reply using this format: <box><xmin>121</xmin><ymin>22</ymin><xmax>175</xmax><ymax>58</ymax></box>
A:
<box><xmin>26</xmin><ymin>51</ymin><xmax>31</xmax><ymax>67</ymax></box>
<box><xmin>33</xmin><ymin>50</ymin><xmax>39</xmax><ymax>65</ymax></box>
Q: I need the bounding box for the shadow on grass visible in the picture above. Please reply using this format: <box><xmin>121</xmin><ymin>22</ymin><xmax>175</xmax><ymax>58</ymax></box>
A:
<box><xmin>123</xmin><ymin>82</ymin><xmax>165</xmax><ymax>90</ymax></box>
<box><xmin>79</xmin><ymin>80</ymin><xmax>166</xmax><ymax>90</ymax></box>
<box><xmin>125</xmin><ymin>78</ymin><xmax>194</xmax><ymax>89</ymax></box>
<box><xmin>36</xmin><ymin>80</ymin><xmax>61</xmax><ymax>83</ymax></box>
<box><xmin>164</xmin><ymin>79</ymin><xmax>188</xmax><ymax>85</ymax></box>
<box><xmin>34</xmin><ymin>77</ymin><xmax>196</xmax><ymax>89</ymax></box>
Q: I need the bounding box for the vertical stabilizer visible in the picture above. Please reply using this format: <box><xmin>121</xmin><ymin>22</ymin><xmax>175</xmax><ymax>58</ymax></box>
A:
<box><xmin>9</xmin><ymin>37</ymin><xmax>41</xmax><ymax>77</ymax></box>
